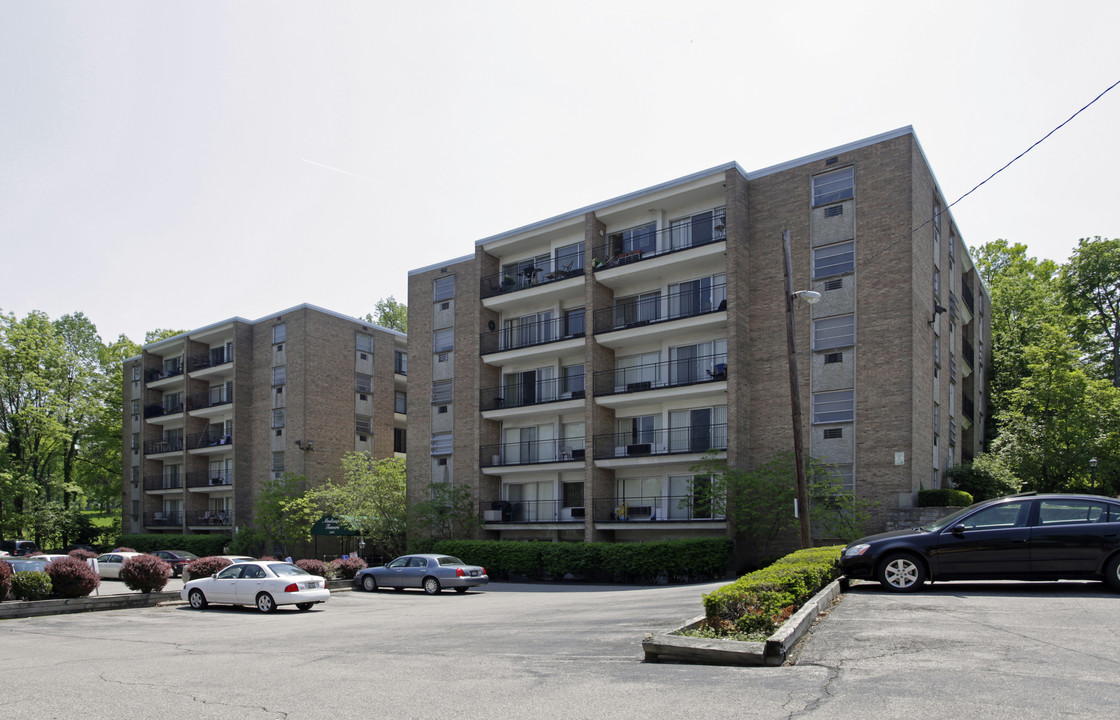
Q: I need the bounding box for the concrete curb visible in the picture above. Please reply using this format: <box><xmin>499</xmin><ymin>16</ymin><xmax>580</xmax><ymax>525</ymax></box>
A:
<box><xmin>641</xmin><ymin>577</ymin><xmax>845</xmax><ymax>666</ymax></box>
<box><xmin>0</xmin><ymin>591</ymin><xmax>182</xmax><ymax>620</ymax></box>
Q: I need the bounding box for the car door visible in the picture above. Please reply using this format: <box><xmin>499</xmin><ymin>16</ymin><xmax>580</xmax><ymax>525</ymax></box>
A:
<box><xmin>100</xmin><ymin>554</ymin><xmax>121</xmax><ymax>578</ymax></box>
<box><xmin>208</xmin><ymin>565</ymin><xmax>244</xmax><ymax>602</ymax></box>
<box><xmin>403</xmin><ymin>556</ymin><xmax>430</xmax><ymax>587</ymax></box>
<box><xmin>381</xmin><ymin>557</ymin><xmax>410</xmax><ymax>587</ymax></box>
<box><xmin>932</xmin><ymin>499</ymin><xmax>1033</xmax><ymax>578</ymax></box>
<box><xmin>1030</xmin><ymin>498</ymin><xmax>1120</xmax><ymax>574</ymax></box>
<box><xmin>234</xmin><ymin>565</ymin><xmax>267</xmax><ymax>603</ymax></box>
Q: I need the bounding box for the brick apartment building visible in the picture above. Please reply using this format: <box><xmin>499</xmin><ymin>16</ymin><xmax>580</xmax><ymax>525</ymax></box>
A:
<box><xmin>121</xmin><ymin>304</ymin><xmax>408</xmax><ymax>537</ymax></box>
<box><xmin>406</xmin><ymin>126</ymin><xmax>990</xmax><ymax>548</ymax></box>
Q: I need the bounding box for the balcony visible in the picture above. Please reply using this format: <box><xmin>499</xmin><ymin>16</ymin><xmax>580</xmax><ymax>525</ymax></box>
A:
<box><xmin>480</xmin><ymin>439</ymin><xmax>587</xmax><ymax>468</ymax></box>
<box><xmin>480</xmin><ymin>376</ymin><xmax>585</xmax><ymax>412</ymax></box>
<box><xmin>144</xmin><ymin>437</ymin><xmax>184</xmax><ymax>455</ymax></box>
<box><xmin>146</xmin><ymin>361</ymin><xmax>184</xmax><ymax>383</ymax></box>
<box><xmin>143</xmin><ymin>474</ymin><xmax>183</xmax><ymax>491</ymax></box>
<box><xmin>590</xmin><ymin>215</ymin><xmax>726</xmax><ymax>273</ymax></box>
<box><xmin>188</xmin><ymin>346</ymin><xmax>233</xmax><ymax>372</ymax></box>
<box><xmin>186</xmin><ymin>470</ymin><xmax>233</xmax><ymax>489</ymax></box>
<box><xmin>593</xmin><ymin>354</ymin><xmax>726</xmax><ymax>398</ymax></box>
<box><xmin>144</xmin><ymin>511</ymin><xmax>183</xmax><ymax>527</ymax></box>
<box><xmin>186</xmin><ymin>509</ymin><xmax>231</xmax><ymax>527</ymax></box>
<box><xmin>479</xmin><ymin>500</ymin><xmax>586</xmax><ymax>524</ymax></box>
<box><xmin>592</xmin><ymin>284</ymin><xmax>726</xmax><ymax>336</ymax></box>
<box><xmin>480</xmin><ymin>316</ymin><xmax>585</xmax><ymax>356</ymax></box>
<box><xmin>962</xmin><ymin>339</ymin><xmax>975</xmax><ymax>373</ymax></box>
<box><xmin>144</xmin><ymin>401</ymin><xmax>184</xmax><ymax>419</ymax></box>
<box><xmin>187</xmin><ymin>386</ymin><xmax>233</xmax><ymax>412</ymax></box>
<box><xmin>481</xmin><ymin>262</ymin><xmax>586</xmax><ymax>300</ymax></box>
<box><xmin>187</xmin><ymin>430</ymin><xmax>233</xmax><ymax>451</ymax></box>
<box><xmin>592</xmin><ymin>425</ymin><xmax>727</xmax><ymax>462</ymax></box>
<box><xmin>478</xmin><ymin>496</ymin><xmax>725</xmax><ymax>524</ymax></box>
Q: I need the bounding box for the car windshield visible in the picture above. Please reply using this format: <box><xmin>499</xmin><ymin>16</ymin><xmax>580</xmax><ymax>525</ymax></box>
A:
<box><xmin>268</xmin><ymin>563</ymin><xmax>310</xmax><ymax>577</ymax></box>
<box><xmin>436</xmin><ymin>556</ymin><xmax>465</xmax><ymax>566</ymax></box>
<box><xmin>922</xmin><ymin>502</ymin><xmax>992</xmax><ymax>532</ymax></box>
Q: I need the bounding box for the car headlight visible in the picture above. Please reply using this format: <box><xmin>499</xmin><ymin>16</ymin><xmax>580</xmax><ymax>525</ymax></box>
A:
<box><xmin>843</xmin><ymin>543</ymin><xmax>870</xmax><ymax>557</ymax></box>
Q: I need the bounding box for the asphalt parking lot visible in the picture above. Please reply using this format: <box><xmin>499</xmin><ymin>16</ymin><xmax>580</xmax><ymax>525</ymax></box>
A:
<box><xmin>3</xmin><ymin>579</ymin><xmax>1119</xmax><ymax>719</ymax></box>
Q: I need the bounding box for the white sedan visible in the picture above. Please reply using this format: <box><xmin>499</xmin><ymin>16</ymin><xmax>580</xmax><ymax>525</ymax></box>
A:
<box><xmin>95</xmin><ymin>552</ymin><xmax>146</xmax><ymax>579</ymax></box>
<box><xmin>181</xmin><ymin>560</ymin><xmax>329</xmax><ymax>613</ymax></box>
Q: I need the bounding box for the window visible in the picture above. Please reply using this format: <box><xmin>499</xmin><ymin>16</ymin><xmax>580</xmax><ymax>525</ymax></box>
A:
<box><xmin>813</xmin><ymin>315</ymin><xmax>855</xmax><ymax>350</ymax></box>
<box><xmin>131</xmin><ymin>365</ymin><xmax>141</xmax><ymax>382</ymax></box>
<box><xmin>563</xmin><ymin>308</ymin><xmax>585</xmax><ymax>337</ymax></box>
<box><xmin>561</xmin><ymin>364</ymin><xmax>585</xmax><ymax>396</ymax></box>
<box><xmin>562</xmin><ymin>482</ymin><xmax>584</xmax><ymax>508</ymax></box>
<box><xmin>431</xmin><ymin>432</ymin><xmax>453</xmax><ymax>455</ymax></box>
<box><xmin>272</xmin><ymin>324</ymin><xmax>286</xmax><ymax>344</ymax></box>
<box><xmin>433</xmin><ymin>275</ymin><xmax>455</xmax><ymax>301</ymax></box>
<box><xmin>433</xmin><ymin>328</ymin><xmax>454</xmax><ymax>353</ymax></box>
<box><xmin>431</xmin><ymin>379</ymin><xmax>453</xmax><ymax>404</ymax></box>
<box><xmin>356</xmin><ymin>333</ymin><xmax>373</xmax><ymax>353</ymax></box>
<box><xmin>814</xmin><ymin>241</ymin><xmax>854</xmax><ymax>278</ymax></box>
<box><xmin>613</xmin><ymin>291</ymin><xmax>660</xmax><ymax>328</ymax></box>
<box><xmin>555</xmin><ymin>242</ymin><xmax>584</xmax><ymax>272</ymax></box>
<box><xmin>271</xmin><ymin>451</ymin><xmax>285</xmax><ymax>472</ymax></box>
<box><xmin>356</xmin><ymin>373</ymin><xmax>373</xmax><ymax>393</ymax></box>
<box><xmin>958</xmin><ymin>501</ymin><xmax>1029</xmax><ymax>530</ymax></box>
<box><xmin>394</xmin><ymin>428</ymin><xmax>407</xmax><ymax>453</ymax></box>
<box><xmin>395</xmin><ymin>350</ymin><xmax>408</xmax><ymax>374</ymax></box>
<box><xmin>131</xmin><ymin>399</ymin><xmax>140</xmax><ymax>417</ymax></box>
<box><xmin>395</xmin><ymin>391</ymin><xmax>407</xmax><ymax>414</ymax></box>
<box><xmin>812</xmin><ymin>166</ymin><xmax>854</xmax><ymax>206</ymax></box>
<box><xmin>668</xmin><ymin>274</ymin><xmax>726</xmax><ymax>318</ymax></box>
<box><xmin>131</xmin><ymin>433</ymin><xmax>139</xmax><ymax>450</ymax></box>
<box><xmin>813</xmin><ymin>389</ymin><xmax>854</xmax><ymax>423</ymax></box>
<box><xmin>355</xmin><ymin>415</ymin><xmax>372</xmax><ymax>434</ymax></box>
<box><xmin>668</xmin><ymin>207</ymin><xmax>726</xmax><ymax>249</ymax></box>
<box><xmin>272</xmin><ymin>366</ymin><xmax>286</xmax><ymax>386</ymax></box>
<box><xmin>1038</xmin><ymin>499</ymin><xmax>1109</xmax><ymax>525</ymax></box>
<box><xmin>272</xmin><ymin>408</ymin><xmax>285</xmax><ymax>429</ymax></box>
<box><xmin>609</xmin><ymin>222</ymin><xmax>656</xmax><ymax>256</ymax></box>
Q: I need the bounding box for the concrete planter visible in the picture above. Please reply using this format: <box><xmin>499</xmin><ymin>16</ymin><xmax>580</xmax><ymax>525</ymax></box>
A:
<box><xmin>0</xmin><ymin>591</ymin><xmax>181</xmax><ymax>620</ymax></box>
<box><xmin>641</xmin><ymin>578</ymin><xmax>845</xmax><ymax>666</ymax></box>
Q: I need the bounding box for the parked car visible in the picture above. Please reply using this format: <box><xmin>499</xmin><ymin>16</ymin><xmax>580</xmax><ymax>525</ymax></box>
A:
<box><xmin>219</xmin><ymin>555</ymin><xmax>257</xmax><ymax>563</ymax></box>
<box><xmin>94</xmin><ymin>552</ymin><xmax>146</xmax><ymax>579</ymax></box>
<box><xmin>842</xmin><ymin>492</ymin><xmax>1120</xmax><ymax>592</ymax></box>
<box><xmin>180</xmin><ymin>560</ymin><xmax>329</xmax><ymax>613</ymax></box>
<box><xmin>151</xmin><ymin>550</ymin><xmax>200</xmax><ymax>578</ymax></box>
<box><xmin>0</xmin><ymin>540</ymin><xmax>40</xmax><ymax>556</ymax></box>
<box><xmin>354</xmin><ymin>554</ymin><xmax>488</xmax><ymax>594</ymax></box>
<box><xmin>26</xmin><ymin>554</ymin><xmax>71</xmax><ymax>564</ymax></box>
<box><xmin>2</xmin><ymin>558</ymin><xmax>49</xmax><ymax>574</ymax></box>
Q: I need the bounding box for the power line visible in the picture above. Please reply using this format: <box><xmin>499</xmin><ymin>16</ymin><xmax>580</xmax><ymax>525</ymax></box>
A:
<box><xmin>857</xmin><ymin>78</ymin><xmax>1120</xmax><ymax>270</ymax></box>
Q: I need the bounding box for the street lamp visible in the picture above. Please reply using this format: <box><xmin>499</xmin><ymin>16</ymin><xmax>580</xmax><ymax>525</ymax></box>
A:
<box><xmin>1090</xmin><ymin>457</ymin><xmax>1098</xmax><ymax>494</ymax></box>
<box><xmin>783</xmin><ymin>230</ymin><xmax>821</xmax><ymax>549</ymax></box>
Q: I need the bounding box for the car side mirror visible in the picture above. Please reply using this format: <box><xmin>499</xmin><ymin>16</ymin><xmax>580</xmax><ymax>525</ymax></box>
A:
<box><xmin>951</xmin><ymin>524</ymin><xmax>967</xmax><ymax>536</ymax></box>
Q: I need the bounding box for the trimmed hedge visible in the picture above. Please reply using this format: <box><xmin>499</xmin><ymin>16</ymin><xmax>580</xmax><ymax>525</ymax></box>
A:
<box><xmin>429</xmin><ymin>538</ymin><xmax>732</xmax><ymax>584</ymax></box>
<box><xmin>11</xmin><ymin>571</ymin><xmax>53</xmax><ymax>601</ymax></box>
<box><xmin>917</xmin><ymin>488</ymin><xmax>973</xmax><ymax>507</ymax></box>
<box><xmin>701</xmin><ymin>545</ymin><xmax>843</xmax><ymax>636</ymax></box>
<box><xmin>183</xmin><ymin>556</ymin><xmax>232</xmax><ymax>581</ymax></box>
<box><xmin>295</xmin><ymin>558</ymin><xmax>332</xmax><ymax>579</ymax></box>
<box><xmin>46</xmin><ymin>556</ymin><xmax>101</xmax><ymax>598</ymax></box>
<box><xmin>329</xmin><ymin>556</ymin><xmax>367</xmax><ymax>580</ymax></box>
<box><xmin>0</xmin><ymin>559</ymin><xmax>11</xmax><ymax>600</ymax></box>
<box><xmin>117</xmin><ymin>534</ymin><xmax>228</xmax><ymax>557</ymax></box>
<box><xmin>120</xmin><ymin>555</ymin><xmax>172</xmax><ymax>593</ymax></box>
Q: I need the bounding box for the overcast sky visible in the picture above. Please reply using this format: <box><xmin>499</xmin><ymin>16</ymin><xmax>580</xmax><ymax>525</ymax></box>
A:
<box><xmin>2</xmin><ymin>1</ymin><xmax>1117</xmax><ymax>344</ymax></box>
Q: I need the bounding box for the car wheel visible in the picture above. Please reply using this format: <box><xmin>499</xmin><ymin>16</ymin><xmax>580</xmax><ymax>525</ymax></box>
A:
<box><xmin>188</xmin><ymin>589</ymin><xmax>208</xmax><ymax>609</ymax></box>
<box><xmin>361</xmin><ymin>575</ymin><xmax>378</xmax><ymax>592</ymax></box>
<box><xmin>423</xmin><ymin>577</ymin><xmax>441</xmax><ymax>595</ymax></box>
<box><xmin>256</xmin><ymin>592</ymin><xmax>277</xmax><ymax>613</ymax></box>
<box><xmin>877</xmin><ymin>553</ymin><xmax>926</xmax><ymax>592</ymax></box>
<box><xmin>1104</xmin><ymin>554</ymin><xmax>1120</xmax><ymax>592</ymax></box>
<box><xmin>296</xmin><ymin>602</ymin><xmax>314</xmax><ymax>611</ymax></box>
<box><xmin>455</xmin><ymin>587</ymin><xmax>467</xmax><ymax>594</ymax></box>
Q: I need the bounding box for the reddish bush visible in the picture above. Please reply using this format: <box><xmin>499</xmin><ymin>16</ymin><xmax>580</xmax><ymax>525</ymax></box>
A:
<box><xmin>329</xmin><ymin>556</ymin><xmax>368</xmax><ymax>580</ymax></box>
<box><xmin>0</xmin><ymin>560</ymin><xmax>12</xmax><ymax>601</ymax></box>
<box><xmin>295</xmin><ymin>558</ymin><xmax>331</xmax><ymax>578</ymax></box>
<box><xmin>184</xmin><ymin>556</ymin><xmax>232</xmax><ymax>582</ymax></box>
<box><xmin>69</xmin><ymin>549</ymin><xmax>98</xmax><ymax>561</ymax></box>
<box><xmin>114</xmin><ymin>547</ymin><xmax>137</xmax><ymax>553</ymax></box>
<box><xmin>119</xmin><ymin>554</ymin><xmax>171</xmax><ymax>593</ymax></box>
<box><xmin>46</xmin><ymin>557</ymin><xmax>100</xmax><ymax>598</ymax></box>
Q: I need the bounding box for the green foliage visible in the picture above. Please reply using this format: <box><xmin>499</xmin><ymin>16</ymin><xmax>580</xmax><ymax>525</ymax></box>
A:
<box><xmin>237</xmin><ymin>472</ymin><xmax>319</xmax><ymax>558</ymax></box>
<box><xmin>11</xmin><ymin>570</ymin><xmax>53</xmax><ymax>601</ymax></box>
<box><xmin>143</xmin><ymin>328</ymin><xmax>184</xmax><ymax>344</ymax></box>
<box><xmin>308</xmin><ymin>454</ymin><xmax>407</xmax><ymax>558</ymax></box>
<box><xmin>116</xmin><ymin>534</ymin><xmax>227</xmax><ymax>557</ymax></box>
<box><xmin>917</xmin><ymin>488</ymin><xmax>973</xmax><ymax>507</ymax></box>
<box><xmin>408</xmin><ymin>482</ymin><xmax>480</xmax><ymax>542</ymax></box>
<box><xmin>701</xmin><ymin>546</ymin><xmax>842</xmax><ymax>638</ymax></box>
<box><xmin>809</xmin><ymin>461</ymin><xmax>877</xmax><ymax>543</ymax></box>
<box><xmin>944</xmin><ymin>457</ymin><xmax>1020</xmax><ymax>501</ymax></box>
<box><xmin>119</xmin><ymin>554</ymin><xmax>171</xmax><ymax>593</ymax></box>
<box><xmin>46</xmin><ymin>556</ymin><xmax>100</xmax><ymax>598</ymax></box>
<box><xmin>430</xmin><ymin>538</ymin><xmax>732</xmax><ymax>583</ymax></box>
<box><xmin>1060</xmin><ymin>237</ymin><xmax>1120</xmax><ymax>386</ymax></box>
<box><xmin>365</xmin><ymin>296</ymin><xmax>407</xmax><ymax>333</ymax></box>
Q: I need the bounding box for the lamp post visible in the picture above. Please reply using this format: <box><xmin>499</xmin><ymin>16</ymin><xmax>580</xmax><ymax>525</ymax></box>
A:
<box><xmin>783</xmin><ymin>230</ymin><xmax>821</xmax><ymax>549</ymax></box>
<box><xmin>1090</xmin><ymin>457</ymin><xmax>1098</xmax><ymax>494</ymax></box>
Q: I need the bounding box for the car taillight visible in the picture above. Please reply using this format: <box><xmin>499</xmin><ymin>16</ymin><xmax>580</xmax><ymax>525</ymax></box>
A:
<box><xmin>482</xmin><ymin>567</ymin><xmax>486</xmax><ymax>576</ymax></box>
<box><xmin>456</xmin><ymin>568</ymin><xmax>465</xmax><ymax>577</ymax></box>
<box><xmin>284</xmin><ymin>583</ymin><xmax>299</xmax><ymax>593</ymax></box>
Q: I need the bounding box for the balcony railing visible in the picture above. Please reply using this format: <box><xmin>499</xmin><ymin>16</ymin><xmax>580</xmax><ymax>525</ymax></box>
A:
<box><xmin>145</xmin><ymin>511</ymin><xmax>183</xmax><ymax>526</ymax></box>
<box><xmin>480</xmin><ymin>439</ymin><xmax>587</xmax><ymax>468</ymax></box>
<box><xmin>478</xmin><ymin>496</ymin><xmax>724</xmax><ymax>524</ymax></box>
<box><xmin>480</xmin><ymin>376</ymin><xmax>586</xmax><ymax>411</ymax></box>
<box><xmin>961</xmin><ymin>280</ymin><xmax>975</xmax><ymax>315</ymax></box>
<box><xmin>144</xmin><ymin>401</ymin><xmax>184</xmax><ymax>419</ymax></box>
<box><xmin>593</xmin><ymin>354</ymin><xmax>726</xmax><ymax>397</ymax></box>
<box><xmin>187</xmin><ymin>386</ymin><xmax>233</xmax><ymax>411</ymax></box>
<box><xmin>143</xmin><ymin>474</ymin><xmax>183</xmax><ymax>491</ymax></box>
<box><xmin>186</xmin><ymin>509</ymin><xmax>231</xmax><ymax>527</ymax></box>
<box><xmin>480</xmin><ymin>316</ymin><xmax>585</xmax><ymax>355</ymax></box>
<box><xmin>962</xmin><ymin>393</ymin><xmax>975</xmax><ymax>422</ymax></box>
<box><xmin>962</xmin><ymin>339</ymin><xmax>974</xmax><ymax>371</ymax></box>
<box><xmin>591</xmin><ymin>425</ymin><xmax>727</xmax><ymax>460</ymax></box>
<box><xmin>188</xmin><ymin>430</ymin><xmax>233</xmax><ymax>450</ymax></box>
<box><xmin>188</xmin><ymin>346</ymin><xmax>233</xmax><ymax>372</ymax></box>
<box><xmin>480</xmin><ymin>262</ymin><xmax>586</xmax><ymax>300</ymax></box>
<box><xmin>146</xmin><ymin>361</ymin><xmax>184</xmax><ymax>382</ymax></box>
<box><xmin>590</xmin><ymin>216</ymin><xmax>726</xmax><ymax>272</ymax></box>
<box><xmin>186</xmin><ymin>470</ymin><xmax>233</xmax><ymax>489</ymax></box>
<box><xmin>592</xmin><ymin>284</ymin><xmax>726</xmax><ymax>335</ymax></box>
<box><xmin>144</xmin><ymin>437</ymin><xmax>184</xmax><ymax>455</ymax></box>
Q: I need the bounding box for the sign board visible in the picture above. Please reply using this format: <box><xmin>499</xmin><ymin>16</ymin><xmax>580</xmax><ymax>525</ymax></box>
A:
<box><xmin>310</xmin><ymin>516</ymin><xmax>358</xmax><ymax>536</ymax></box>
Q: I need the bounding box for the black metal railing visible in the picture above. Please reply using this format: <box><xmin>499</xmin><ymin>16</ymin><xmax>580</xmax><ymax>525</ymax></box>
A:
<box><xmin>593</xmin><ymin>354</ymin><xmax>726</xmax><ymax>397</ymax></box>
<box><xmin>186</xmin><ymin>470</ymin><xmax>233</xmax><ymax>489</ymax></box>
<box><xmin>589</xmin><ymin>215</ymin><xmax>726</xmax><ymax>272</ymax></box>
<box><xmin>145</xmin><ymin>511</ymin><xmax>183</xmax><ymax>526</ymax></box>
<box><xmin>962</xmin><ymin>338</ymin><xmax>974</xmax><ymax>371</ymax></box>
<box><xmin>478</xmin><ymin>499</ymin><xmax>586</xmax><ymax>523</ymax></box>
<box><xmin>591</xmin><ymin>425</ymin><xmax>727</xmax><ymax>460</ymax></box>
<box><xmin>962</xmin><ymin>393</ymin><xmax>975</xmax><ymax>422</ymax></box>
<box><xmin>143</xmin><ymin>474</ymin><xmax>183</xmax><ymax>491</ymax></box>
<box><xmin>188</xmin><ymin>346</ymin><xmax>233</xmax><ymax>372</ymax></box>
<box><xmin>592</xmin><ymin>284</ymin><xmax>726</xmax><ymax>335</ymax></box>
<box><xmin>187</xmin><ymin>386</ymin><xmax>233</xmax><ymax>411</ymax></box>
<box><xmin>146</xmin><ymin>360</ymin><xmax>184</xmax><ymax>382</ymax></box>
<box><xmin>480</xmin><ymin>439</ymin><xmax>587</xmax><ymax>468</ymax></box>
<box><xmin>186</xmin><ymin>509</ymin><xmax>231</xmax><ymax>526</ymax></box>
<box><xmin>961</xmin><ymin>279</ymin><xmax>975</xmax><ymax>315</ymax></box>
<box><xmin>187</xmin><ymin>430</ymin><xmax>233</xmax><ymax>450</ymax></box>
<box><xmin>480</xmin><ymin>376</ymin><xmax>586</xmax><ymax>411</ymax></box>
<box><xmin>144</xmin><ymin>400</ymin><xmax>185</xmax><ymax>419</ymax></box>
<box><xmin>590</xmin><ymin>495</ymin><xmax>726</xmax><ymax>522</ymax></box>
<box><xmin>480</xmin><ymin>262</ymin><xmax>586</xmax><ymax>299</ymax></box>
<box><xmin>144</xmin><ymin>437</ymin><xmax>184</xmax><ymax>455</ymax></box>
<box><xmin>480</xmin><ymin>316</ymin><xmax>585</xmax><ymax>355</ymax></box>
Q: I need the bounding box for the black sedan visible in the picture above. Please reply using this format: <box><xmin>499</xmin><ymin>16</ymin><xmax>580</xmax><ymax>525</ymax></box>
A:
<box><xmin>841</xmin><ymin>493</ymin><xmax>1120</xmax><ymax>592</ymax></box>
<box><xmin>151</xmin><ymin>549</ymin><xmax>200</xmax><ymax>578</ymax></box>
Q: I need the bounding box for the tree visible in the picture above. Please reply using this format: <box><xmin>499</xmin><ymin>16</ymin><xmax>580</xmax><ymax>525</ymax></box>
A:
<box><xmin>409</xmin><ymin>482</ymin><xmax>479</xmax><ymax>542</ymax></box>
<box><xmin>809</xmin><ymin>461</ymin><xmax>876</xmax><ymax>543</ymax></box>
<box><xmin>233</xmin><ymin>473</ymin><xmax>319</xmax><ymax>558</ymax></box>
<box><xmin>144</xmin><ymin>328</ymin><xmax>184</xmax><ymax>344</ymax></box>
<box><xmin>364</xmin><ymin>296</ymin><xmax>407</xmax><ymax>333</ymax></box>
<box><xmin>944</xmin><ymin>455</ymin><xmax>1020</xmax><ymax>501</ymax></box>
<box><xmin>1060</xmin><ymin>237</ymin><xmax>1120</xmax><ymax>387</ymax></box>
<box><xmin>308</xmin><ymin>453</ymin><xmax>407</xmax><ymax>558</ymax></box>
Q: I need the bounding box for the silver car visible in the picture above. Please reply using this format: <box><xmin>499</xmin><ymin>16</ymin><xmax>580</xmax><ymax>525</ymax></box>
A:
<box><xmin>354</xmin><ymin>554</ymin><xmax>488</xmax><ymax>594</ymax></box>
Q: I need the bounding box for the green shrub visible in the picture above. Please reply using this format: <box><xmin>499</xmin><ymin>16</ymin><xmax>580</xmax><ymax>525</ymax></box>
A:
<box><xmin>183</xmin><ymin>556</ymin><xmax>231</xmax><ymax>582</ymax></box>
<box><xmin>0</xmin><ymin>560</ymin><xmax>12</xmax><ymax>601</ymax></box>
<box><xmin>917</xmin><ymin>488</ymin><xmax>973</xmax><ymax>507</ymax></box>
<box><xmin>120</xmin><ymin>555</ymin><xmax>171</xmax><ymax>593</ymax></box>
<box><xmin>116</xmin><ymin>534</ymin><xmax>228</xmax><ymax>557</ymax></box>
<box><xmin>701</xmin><ymin>545</ymin><xmax>843</xmax><ymax>638</ymax></box>
<box><xmin>11</xmin><ymin>571</ymin><xmax>53</xmax><ymax>601</ymax></box>
<box><xmin>46</xmin><ymin>557</ymin><xmax>100</xmax><ymax>598</ymax></box>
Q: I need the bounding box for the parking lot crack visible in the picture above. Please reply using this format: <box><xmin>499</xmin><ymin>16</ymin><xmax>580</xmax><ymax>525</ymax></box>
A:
<box><xmin>98</xmin><ymin>674</ymin><xmax>290</xmax><ymax>718</ymax></box>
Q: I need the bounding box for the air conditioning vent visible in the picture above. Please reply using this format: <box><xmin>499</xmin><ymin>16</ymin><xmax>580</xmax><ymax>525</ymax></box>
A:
<box><xmin>824</xmin><ymin>205</ymin><xmax>843</xmax><ymax>218</ymax></box>
<box><xmin>824</xmin><ymin>352</ymin><xmax>843</xmax><ymax>364</ymax></box>
<box><xmin>825</xmin><ymin>156</ymin><xmax>839</xmax><ymax>165</ymax></box>
<box><xmin>823</xmin><ymin>428</ymin><xmax>843</xmax><ymax>439</ymax></box>
<box><xmin>825</xmin><ymin>278</ymin><xmax>843</xmax><ymax>291</ymax></box>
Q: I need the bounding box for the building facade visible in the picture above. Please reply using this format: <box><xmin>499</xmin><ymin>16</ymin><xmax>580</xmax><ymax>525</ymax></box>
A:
<box><xmin>121</xmin><ymin>304</ymin><xmax>407</xmax><ymax>537</ymax></box>
<box><xmin>405</xmin><ymin>127</ymin><xmax>990</xmax><ymax>548</ymax></box>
